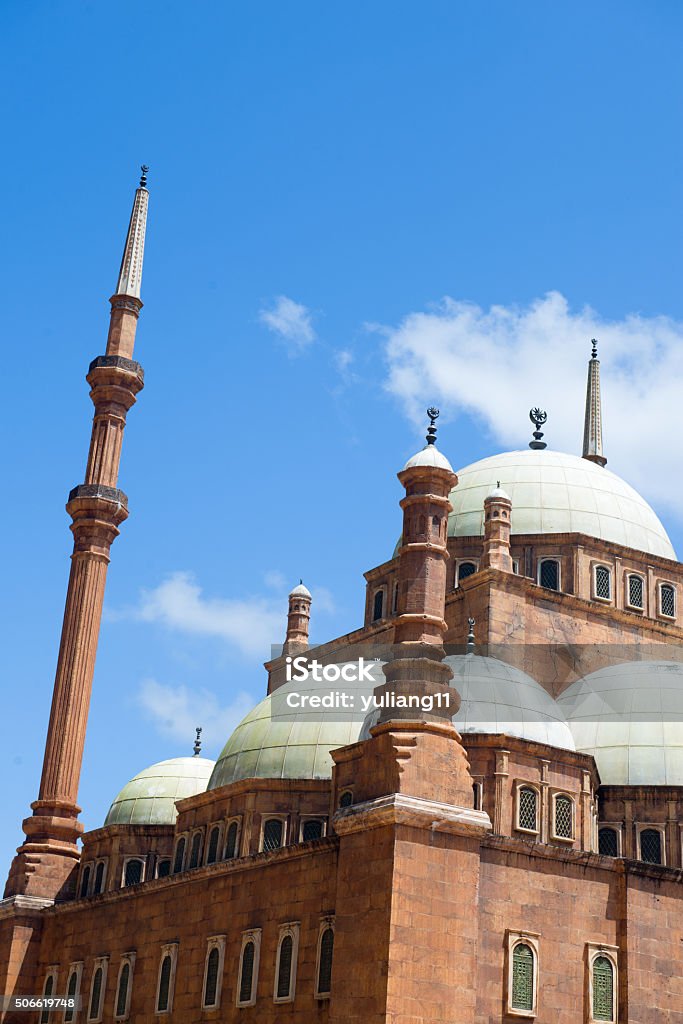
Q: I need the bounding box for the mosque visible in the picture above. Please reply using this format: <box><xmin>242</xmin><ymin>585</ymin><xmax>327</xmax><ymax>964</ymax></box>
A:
<box><xmin>2</xmin><ymin>172</ymin><xmax>683</xmax><ymax>1023</ymax></box>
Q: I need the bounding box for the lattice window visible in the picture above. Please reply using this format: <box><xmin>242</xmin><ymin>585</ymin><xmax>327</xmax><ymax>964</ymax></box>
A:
<box><xmin>598</xmin><ymin>827</ymin><xmax>619</xmax><ymax>857</ymax></box>
<box><xmin>540</xmin><ymin>559</ymin><xmax>560</xmax><ymax>591</ymax></box>
<box><xmin>511</xmin><ymin>943</ymin><xmax>534</xmax><ymax>1011</ymax></box>
<box><xmin>157</xmin><ymin>859</ymin><xmax>171</xmax><ymax>878</ymax></box>
<box><xmin>627</xmin><ymin>574</ymin><xmax>644</xmax><ymax>609</ymax></box>
<box><xmin>302</xmin><ymin>819</ymin><xmax>324</xmax><ymax>842</ymax></box>
<box><xmin>224</xmin><ymin>821</ymin><xmax>239</xmax><ymax>859</ymax></box>
<box><xmin>173</xmin><ymin>837</ymin><xmax>186</xmax><ymax>874</ymax></box>
<box><xmin>277</xmin><ymin>936</ymin><xmax>294</xmax><ymax>999</ymax></box>
<box><xmin>458</xmin><ymin>561</ymin><xmax>477</xmax><ymax>583</ymax></box>
<box><xmin>124</xmin><ymin>859</ymin><xmax>143</xmax><ymax>887</ymax></box>
<box><xmin>89</xmin><ymin>967</ymin><xmax>103</xmax><ymax>1021</ymax></box>
<box><xmin>189</xmin><ymin>832</ymin><xmax>202</xmax><ymax>868</ymax></box>
<box><xmin>263</xmin><ymin>818</ymin><xmax>284</xmax><ymax>851</ymax></box>
<box><xmin>80</xmin><ymin>865</ymin><xmax>91</xmax><ymax>898</ymax></box>
<box><xmin>204</xmin><ymin>947</ymin><xmax>220</xmax><ymax>1007</ymax></box>
<box><xmin>660</xmin><ymin>583</ymin><xmax>676</xmax><ymax>618</ymax></box>
<box><xmin>372</xmin><ymin>590</ymin><xmax>384</xmax><ymax>621</ymax></box>
<box><xmin>39</xmin><ymin>975</ymin><xmax>54</xmax><ymax>1024</ymax></box>
<box><xmin>339</xmin><ymin>790</ymin><xmax>353</xmax><ymax>808</ymax></box>
<box><xmin>639</xmin><ymin>828</ymin><xmax>662</xmax><ymax>864</ymax></box>
<box><xmin>239</xmin><ymin>942</ymin><xmax>255</xmax><ymax>1003</ymax></box>
<box><xmin>317</xmin><ymin>928</ymin><xmax>334</xmax><ymax>996</ymax></box>
<box><xmin>592</xmin><ymin>956</ymin><xmax>614</xmax><ymax>1021</ymax></box>
<box><xmin>115</xmin><ymin>963</ymin><xmax>130</xmax><ymax>1018</ymax></box>
<box><xmin>157</xmin><ymin>956</ymin><xmax>172</xmax><ymax>1012</ymax></box>
<box><xmin>554</xmin><ymin>795</ymin><xmax>573</xmax><ymax>839</ymax></box>
<box><xmin>518</xmin><ymin>787</ymin><xmax>538</xmax><ymax>832</ymax></box>
<box><xmin>595</xmin><ymin>565</ymin><xmax>611</xmax><ymax>600</ymax></box>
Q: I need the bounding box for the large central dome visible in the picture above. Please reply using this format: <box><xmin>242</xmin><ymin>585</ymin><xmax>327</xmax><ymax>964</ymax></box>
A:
<box><xmin>448</xmin><ymin>450</ymin><xmax>675</xmax><ymax>560</ymax></box>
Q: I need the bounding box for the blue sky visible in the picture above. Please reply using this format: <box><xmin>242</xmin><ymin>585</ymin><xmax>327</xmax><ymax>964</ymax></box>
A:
<box><xmin>2</xmin><ymin>1</ymin><xmax>683</xmax><ymax>872</ymax></box>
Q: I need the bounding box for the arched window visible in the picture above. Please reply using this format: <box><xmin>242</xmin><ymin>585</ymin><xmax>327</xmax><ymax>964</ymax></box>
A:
<box><xmin>88</xmin><ymin>966</ymin><xmax>104</xmax><ymax>1021</ymax></box>
<box><xmin>157</xmin><ymin>955</ymin><xmax>172</xmax><ymax>1013</ymax></box>
<box><xmin>472</xmin><ymin>782</ymin><xmax>482</xmax><ymax>811</ymax></box>
<box><xmin>339</xmin><ymin>790</ymin><xmax>353</xmax><ymax>808</ymax></box>
<box><xmin>598</xmin><ymin>827</ymin><xmax>619</xmax><ymax>857</ymax></box>
<box><xmin>80</xmin><ymin>864</ymin><xmax>91</xmax><ymax>898</ymax></box>
<box><xmin>189</xmin><ymin>831</ymin><xmax>202</xmax><ymax>869</ymax></box>
<box><xmin>262</xmin><ymin>817</ymin><xmax>284</xmax><ymax>851</ymax></box>
<box><xmin>553</xmin><ymin>794</ymin><xmax>573</xmax><ymax>839</ymax></box>
<box><xmin>157</xmin><ymin>859</ymin><xmax>171</xmax><ymax>878</ymax></box>
<box><xmin>517</xmin><ymin>786</ymin><xmax>538</xmax><ymax>833</ymax></box>
<box><xmin>115</xmin><ymin>961</ymin><xmax>131</xmax><ymax>1019</ymax></box>
<box><xmin>627</xmin><ymin>573</ymin><xmax>644</xmax><ymax>609</ymax></box>
<box><xmin>392</xmin><ymin>581</ymin><xmax>399</xmax><ymax>614</ymax></box>
<box><xmin>276</xmin><ymin>935</ymin><xmax>294</xmax><ymax>1000</ymax></box>
<box><xmin>431</xmin><ymin>515</ymin><xmax>440</xmax><ymax>536</ymax></box>
<box><xmin>172</xmin><ymin>836</ymin><xmax>186</xmax><ymax>874</ymax></box>
<box><xmin>539</xmin><ymin>558</ymin><xmax>560</xmax><ymax>591</ymax></box>
<box><xmin>39</xmin><ymin>973</ymin><xmax>54</xmax><ymax>1024</ymax></box>
<box><xmin>592</xmin><ymin>955</ymin><xmax>615</xmax><ymax>1021</ymax></box>
<box><xmin>206</xmin><ymin>825</ymin><xmax>220</xmax><ymax>865</ymax></box>
<box><xmin>594</xmin><ymin>564</ymin><xmax>612</xmax><ymax>600</ymax></box>
<box><xmin>372</xmin><ymin>589</ymin><xmax>384</xmax><ymax>621</ymax></box>
<box><xmin>224</xmin><ymin>820</ymin><xmax>239</xmax><ymax>860</ymax></box>
<box><xmin>660</xmin><ymin>582</ymin><xmax>676</xmax><ymax>618</ymax></box>
<box><xmin>203</xmin><ymin>947</ymin><xmax>220</xmax><ymax>1008</ymax></box>
<box><xmin>123</xmin><ymin>858</ymin><xmax>144</xmax><ymax>887</ymax></box>
<box><xmin>238</xmin><ymin>942</ymin><xmax>256</xmax><ymax>1005</ymax></box>
<box><xmin>639</xmin><ymin>828</ymin><xmax>663</xmax><ymax>865</ymax></box>
<box><xmin>457</xmin><ymin>561</ymin><xmax>477</xmax><ymax>584</ymax></box>
<box><xmin>64</xmin><ymin>967</ymin><xmax>80</xmax><ymax>1023</ymax></box>
<box><xmin>301</xmin><ymin>818</ymin><xmax>324</xmax><ymax>842</ymax></box>
<box><xmin>93</xmin><ymin>860</ymin><xmax>106</xmax><ymax>894</ymax></box>
<box><xmin>511</xmin><ymin>942</ymin><xmax>535</xmax><ymax>1012</ymax></box>
<box><xmin>316</xmin><ymin>926</ymin><xmax>334</xmax><ymax>998</ymax></box>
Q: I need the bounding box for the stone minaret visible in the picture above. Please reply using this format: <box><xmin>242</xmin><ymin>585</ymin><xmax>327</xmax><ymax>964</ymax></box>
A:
<box><xmin>4</xmin><ymin>169</ymin><xmax>150</xmax><ymax>901</ymax></box>
<box><xmin>582</xmin><ymin>338</ymin><xmax>607</xmax><ymax>466</ymax></box>
<box><xmin>283</xmin><ymin>580</ymin><xmax>312</xmax><ymax>656</ymax></box>
<box><xmin>481</xmin><ymin>482</ymin><xmax>513</xmax><ymax>572</ymax></box>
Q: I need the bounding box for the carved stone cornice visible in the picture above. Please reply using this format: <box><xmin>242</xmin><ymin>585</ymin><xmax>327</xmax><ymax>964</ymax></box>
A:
<box><xmin>333</xmin><ymin>792</ymin><xmax>492</xmax><ymax>838</ymax></box>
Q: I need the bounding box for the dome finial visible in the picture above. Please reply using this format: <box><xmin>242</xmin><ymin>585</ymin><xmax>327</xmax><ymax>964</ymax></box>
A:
<box><xmin>139</xmin><ymin>165</ymin><xmax>149</xmax><ymax>189</ymax></box>
<box><xmin>529</xmin><ymin>408</ymin><xmax>548</xmax><ymax>450</ymax></box>
<box><xmin>466</xmin><ymin>617</ymin><xmax>476</xmax><ymax>653</ymax></box>
<box><xmin>426</xmin><ymin>406</ymin><xmax>439</xmax><ymax>445</ymax></box>
<box><xmin>591</xmin><ymin>337</ymin><xmax>598</xmax><ymax>359</ymax></box>
<box><xmin>193</xmin><ymin>726</ymin><xmax>202</xmax><ymax>757</ymax></box>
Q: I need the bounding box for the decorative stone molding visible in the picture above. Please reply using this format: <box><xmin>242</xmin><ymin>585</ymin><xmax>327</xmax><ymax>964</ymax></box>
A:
<box><xmin>333</xmin><ymin>792</ymin><xmax>491</xmax><ymax>837</ymax></box>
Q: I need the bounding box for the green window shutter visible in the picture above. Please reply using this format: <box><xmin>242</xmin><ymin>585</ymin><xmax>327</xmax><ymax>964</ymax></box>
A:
<box><xmin>511</xmin><ymin>943</ymin><xmax>534</xmax><ymax>1011</ymax></box>
<box><xmin>592</xmin><ymin>956</ymin><xmax>614</xmax><ymax>1021</ymax></box>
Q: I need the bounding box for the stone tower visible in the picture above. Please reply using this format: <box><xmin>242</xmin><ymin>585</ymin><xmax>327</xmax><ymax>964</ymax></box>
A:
<box><xmin>283</xmin><ymin>580</ymin><xmax>312</xmax><ymax>656</ymax></box>
<box><xmin>4</xmin><ymin>169</ymin><xmax>150</xmax><ymax>902</ymax></box>
<box><xmin>582</xmin><ymin>338</ymin><xmax>607</xmax><ymax>467</ymax></box>
<box><xmin>481</xmin><ymin>481</ymin><xmax>513</xmax><ymax>572</ymax></box>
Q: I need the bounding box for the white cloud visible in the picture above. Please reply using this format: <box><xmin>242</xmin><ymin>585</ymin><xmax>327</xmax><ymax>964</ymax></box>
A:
<box><xmin>136</xmin><ymin>678</ymin><xmax>254</xmax><ymax>751</ymax></box>
<box><xmin>381</xmin><ymin>291</ymin><xmax>683</xmax><ymax>516</ymax></box>
<box><xmin>263</xmin><ymin>569</ymin><xmax>287</xmax><ymax>591</ymax></box>
<box><xmin>259</xmin><ymin>295</ymin><xmax>315</xmax><ymax>352</ymax></box>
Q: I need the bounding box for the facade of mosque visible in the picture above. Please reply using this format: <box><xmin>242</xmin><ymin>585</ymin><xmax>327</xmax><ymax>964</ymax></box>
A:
<box><xmin>2</xmin><ymin>176</ymin><xmax>683</xmax><ymax>1023</ymax></box>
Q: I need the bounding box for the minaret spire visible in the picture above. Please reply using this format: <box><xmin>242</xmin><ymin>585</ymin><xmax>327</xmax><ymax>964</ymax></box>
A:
<box><xmin>4</xmin><ymin>170</ymin><xmax>149</xmax><ymax>901</ymax></box>
<box><xmin>582</xmin><ymin>338</ymin><xmax>607</xmax><ymax>467</ymax></box>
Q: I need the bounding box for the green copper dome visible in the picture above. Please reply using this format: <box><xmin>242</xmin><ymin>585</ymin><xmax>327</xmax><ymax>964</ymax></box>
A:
<box><xmin>104</xmin><ymin>756</ymin><xmax>215</xmax><ymax>826</ymax></box>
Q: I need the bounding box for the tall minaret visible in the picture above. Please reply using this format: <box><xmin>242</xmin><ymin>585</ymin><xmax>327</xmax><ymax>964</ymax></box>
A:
<box><xmin>4</xmin><ymin>169</ymin><xmax>149</xmax><ymax>900</ymax></box>
<box><xmin>582</xmin><ymin>338</ymin><xmax>607</xmax><ymax>467</ymax></box>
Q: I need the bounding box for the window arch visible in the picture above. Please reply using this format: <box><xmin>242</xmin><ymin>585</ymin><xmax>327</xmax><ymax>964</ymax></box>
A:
<box><xmin>64</xmin><ymin>964</ymin><xmax>82</xmax><ymax>1023</ymax></box>
<box><xmin>261</xmin><ymin>817</ymin><xmax>285</xmax><ymax>852</ymax></box>
<box><xmin>372</xmin><ymin>589</ymin><xmax>384</xmax><ymax>622</ymax></box>
<box><xmin>301</xmin><ymin>818</ymin><xmax>325</xmax><ymax>842</ymax></box>
<box><xmin>539</xmin><ymin>558</ymin><xmax>560</xmax><ymax>591</ymax></box>
<box><xmin>206</xmin><ymin>825</ymin><xmax>220</xmax><ymax>865</ymax></box>
<box><xmin>123</xmin><ymin>858</ymin><xmax>144</xmax><ymax>887</ymax></box>
<box><xmin>39</xmin><ymin>971</ymin><xmax>56</xmax><ymax>1024</ymax></box>
<box><xmin>553</xmin><ymin>793</ymin><xmax>574</xmax><ymax>840</ymax></box>
<box><xmin>339</xmin><ymin>790</ymin><xmax>353</xmax><ymax>808</ymax></box>
<box><xmin>236</xmin><ymin>930</ymin><xmax>261</xmax><ymax>1008</ymax></box>
<box><xmin>172</xmin><ymin>836</ymin><xmax>186</xmax><ymax>874</ymax></box>
<box><xmin>517</xmin><ymin>786</ymin><xmax>539</xmax><ymax>833</ymax></box>
<box><xmin>79</xmin><ymin>863</ymin><xmax>91</xmax><ymax>898</ymax></box>
<box><xmin>511</xmin><ymin>942</ymin><xmax>535</xmax><ymax>1012</ymax></box>
<box><xmin>224</xmin><ymin>819</ymin><xmax>239</xmax><ymax>860</ymax></box>
<box><xmin>639</xmin><ymin>827</ymin><xmax>663</xmax><ymax>865</ymax></box>
<box><xmin>591</xmin><ymin>954</ymin><xmax>615</xmax><ymax>1022</ymax></box>
<box><xmin>88</xmin><ymin>959</ymin><xmax>108</xmax><ymax>1023</ymax></box>
<box><xmin>316</xmin><ymin>922</ymin><xmax>335</xmax><ymax>998</ymax></box>
<box><xmin>598</xmin><ymin>827</ymin><xmax>619</xmax><ymax>858</ymax></box>
<box><xmin>274</xmin><ymin>924</ymin><xmax>300</xmax><ymax>1003</ymax></box>
<box><xmin>392</xmin><ymin>581</ymin><xmax>399</xmax><ymax>615</ymax></box>
<box><xmin>627</xmin><ymin>573</ymin><xmax>644</xmax><ymax>610</ymax></box>
<box><xmin>457</xmin><ymin>561</ymin><xmax>477</xmax><ymax>585</ymax></box>
<box><xmin>594</xmin><ymin>564</ymin><xmax>612</xmax><ymax>601</ymax></box>
<box><xmin>660</xmin><ymin>582</ymin><xmax>676</xmax><ymax>619</ymax></box>
<box><xmin>202</xmin><ymin>937</ymin><xmax>225</xmax><ymax>1010</ymax></box>
<box><xmin>155</xmin><ymin>945</ymin><xmax>178</xmax><ymax>1014</ymax></box>
<box><xmin>156</xmin><ymin>858</ymin><xmax>171</xmax><ymax>878</ymax></box>
<box><xmin>93</xmin><ymin>860</ymin><xmax>106</xmax><ymax>894</ymax></box>
<box><xmin>114</xmin><ymin>954</ymin><xmax>135</xmax><ymax>1021</ymax></box>
<box><xmin>189</xmin><ymin>827</ymin><xmax>202</xmax><ymax>868</ymax></box>
<box><xmin>472</xmin><ymin>781</ymin><xmax>483</xmax><ymax>811</ymax></box>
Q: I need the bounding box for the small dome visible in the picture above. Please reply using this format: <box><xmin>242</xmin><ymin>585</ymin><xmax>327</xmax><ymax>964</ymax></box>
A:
<box><xmin>208</xmin><ymin>666</ymin><xmax>384</xmax><ymax>789</ymax></box>
<box><xmin>290</xmin><ymin>582</ymin><xmax>312</xmax><ymax>598</ymax></box>
<box><xmin>104</xmin><ymin>756</ymin><xmax>215</xmax><ymax>826</ymax></box>
<box><xmin>402</xmin><ymin>444</ymin><xmax>454</xmax><ymax>473</ymax></box>
<box><xmin>447</xmin><ymin>449</ymin><xmax>675</xmax><ymax>559</ymax></box>
<box><xmin>486</xmin><ymin>483</ymin><xmax>511</xmax><ymax>501</ymax></box>
<box><xmin>558</xmin><ymin>661</ymin><xmax>683</xmax><ymax>785</ymax></box>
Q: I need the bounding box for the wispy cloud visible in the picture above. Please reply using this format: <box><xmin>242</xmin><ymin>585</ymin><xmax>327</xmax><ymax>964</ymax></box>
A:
<box><xmin>380</xmin><ymin>291</ymin><xmax>683</xmax><ymax>515</ymax></box>
<box><xmin>259</xmin><ymin>295</ymin><xmax>316</xmax><ymax>353</ymax></box>
<box><xmin>136</xmin><ymin>678</ymin><xmax>254</xmax><ymax>751</ymax></box>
